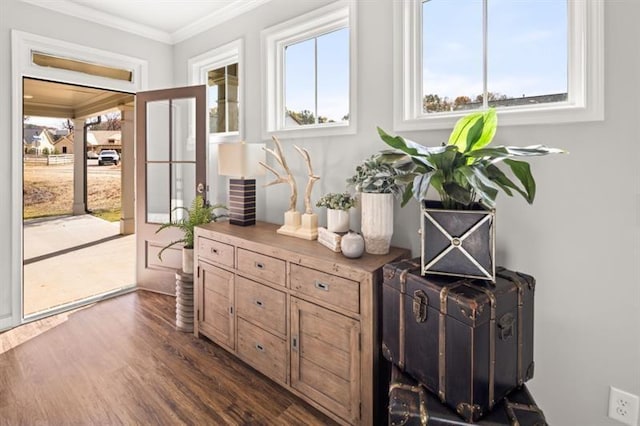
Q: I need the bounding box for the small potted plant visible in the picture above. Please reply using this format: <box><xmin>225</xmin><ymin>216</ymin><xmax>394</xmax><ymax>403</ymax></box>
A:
<box><xmin>347</xmin><ymin>154</ymin><xmax>404</xmax><ymax>255</ymax></box>
<box><xmin>316</xmin><ymin>192</ymin><xmax>357</xmax><ymax>233</ymax></box>
<box><xmin>377</xmin><ymin>108</ymin><xmax>565</xmax><ymax>279</ymax></box>
<box><xmin>156</xmin><ymin>195</ymin><xmax>227</xmax><ymax>274</ymax></box>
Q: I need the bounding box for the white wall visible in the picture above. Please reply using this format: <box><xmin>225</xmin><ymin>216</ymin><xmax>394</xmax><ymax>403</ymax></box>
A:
<box><xmin>1</xmin><ymin>0</ymin><xmax>637</xmax><ymax>424</ymax></box>
<box><xmin>174</xmin><ymin>1</ymin><xmax>640</xmax><ymax>425</ymax></box>
<box><xmin>0</xmin><ymin>0</ymin><xmax>173</xmax><ymax>325</ymax></box>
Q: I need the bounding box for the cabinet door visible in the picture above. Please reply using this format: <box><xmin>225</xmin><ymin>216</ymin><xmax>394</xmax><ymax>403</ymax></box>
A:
<box><xmin>198</xmin><ymin>262</ymin><xmax>235</xmax><ymax>351</ymax></box>
<box><xmin>290</xmin><ymin>298</ymin><xmax>361</xmax><ymax>424</ymax></box>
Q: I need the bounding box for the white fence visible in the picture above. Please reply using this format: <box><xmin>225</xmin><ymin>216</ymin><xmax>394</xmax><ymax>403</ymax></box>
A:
<box><xmin>24</xmin><ymin>154</ymin><xmax>74</xmax><ymax>165</ymax></box>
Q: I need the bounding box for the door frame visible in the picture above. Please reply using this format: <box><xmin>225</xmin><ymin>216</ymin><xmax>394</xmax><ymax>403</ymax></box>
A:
<box><xmin>7</xmin><ymin>30</ymin><xmax>148</xmax><ymax>330</ymax></box>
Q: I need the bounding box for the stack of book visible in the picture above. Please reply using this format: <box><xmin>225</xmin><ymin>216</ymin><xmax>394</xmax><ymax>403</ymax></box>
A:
<box><xmin>317</xmin><ymin>227</ymin><xmax>342</xmax><ymax>252</ymax></box>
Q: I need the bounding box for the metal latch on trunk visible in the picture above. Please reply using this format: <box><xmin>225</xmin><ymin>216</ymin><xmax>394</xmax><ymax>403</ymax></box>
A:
<box><xmin>412</xmin><ymin>290</ymin><xmax>428</xmax><ymax>323</ymax></box>
<box><xmin>498</xmin><ymin>312</ymin><xmax>515</xmax><ymax>340</ymax></box>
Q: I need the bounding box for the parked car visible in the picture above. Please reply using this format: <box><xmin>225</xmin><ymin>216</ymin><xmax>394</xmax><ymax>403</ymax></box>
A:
<box><xmin>87</xmin><ymin>151</ymin><xmax>98</xmax><ymax>159</ymax></box>
<box><xmin>98</xmin><ymin>149</ymin><xmax>120</xmax><ymax>166</ymax></box>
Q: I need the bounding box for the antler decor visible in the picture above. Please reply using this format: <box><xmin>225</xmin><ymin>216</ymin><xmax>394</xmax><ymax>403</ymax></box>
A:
<box><xmin>294</xmin><ymin>145</ymin><xmax>320</xmax><ymax>215</ymax></box>
<box><xmin>260</xmin><ymin>136</ymin><xmax>297</xmax><ymax>212</ymax></box>
<box><xmin>292</xmin><ymin>145</ymin><xmax>319</xmax><ymax>240</ymax></box>
<box><xmin>259</xmin><ymin>137</ymin><xmax>319</xmax><ymax>240</ymax></box>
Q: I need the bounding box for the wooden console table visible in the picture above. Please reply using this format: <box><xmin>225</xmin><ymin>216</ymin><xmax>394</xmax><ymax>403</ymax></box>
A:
<box><xmin>194</xmin><ymin>221</ymin><xmax>409</xmax><ymax>425</ymax></box>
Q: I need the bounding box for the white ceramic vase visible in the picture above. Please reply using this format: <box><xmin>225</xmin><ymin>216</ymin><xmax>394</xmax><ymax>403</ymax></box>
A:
<box><xmin>182</xmin><ymin>247</ymin><xmax>194</xmax><ymax>274</ymax></box>
<box><xmin>327</xmin><ymin>208</ymin><xmax>350</xmax><ymax>233</ymax></box>
<box><xmin>341</xmin><ymin>231</ymin><xmax>365</xmax><ymax>258</ymax></box>
<box><xmin>360</xmin><ymin>192</ymin><xmax>394</xmax><ymax>255</ymax></box>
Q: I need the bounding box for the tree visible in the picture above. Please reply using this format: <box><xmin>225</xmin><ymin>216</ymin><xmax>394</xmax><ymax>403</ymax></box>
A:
<box><xmin>42</xmin><ymin>147</ymin><xmax>50</xmax><ymax>156</ymax></box>
<box><xmin>103</xmin><ymin>112</ymin><xmax>122</xmax><ymax>130</ymax></box>
<box><xmin>288</xmin><ymin>109</ymin><xmax>316</xmax><ymax>125</ymax></box>
<box><xmin>63</xmin><ymin>119</ymin><xmax>74</xmax><ymax>132</ymax></box>
<box><xmin>453</xmin><ymin>96</ymin><xmax>472</xmax><ymax>109</ymax></box>
<box><xmin>423</xmin><ymin>94</ymin><xmax>452</xmax><ymax>113</ymax></box>
<box><xmin>90</xmin><ymin>112</ymin><xmax>121</xmax><ymax>130</ymax></box>
<box><xmin>475</xmin><ymin>92</ymin><xmax>508</xmax><ymax>103</ymax></box>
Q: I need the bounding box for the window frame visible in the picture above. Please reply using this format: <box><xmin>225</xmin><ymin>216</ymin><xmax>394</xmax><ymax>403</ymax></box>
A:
<box><xmin>393</xmin><ymin>0</ymin><xmax>604</xmax><ymax>131</ymax></box>
<box><xmin>188</xmin><ymin>39</ymin><xmax>244</xmax><ymax>143</ymax></box>
<box><xmin>261</xmin><ymin>1</ymin><xmax>357</xmax><ymax>139</ymax></box>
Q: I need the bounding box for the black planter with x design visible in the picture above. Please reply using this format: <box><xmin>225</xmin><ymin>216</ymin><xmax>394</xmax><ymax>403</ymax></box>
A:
<box><xmin>421</xmin><ymin>201</ymin><xmax>496</xmax><ymax>282</ymax></box>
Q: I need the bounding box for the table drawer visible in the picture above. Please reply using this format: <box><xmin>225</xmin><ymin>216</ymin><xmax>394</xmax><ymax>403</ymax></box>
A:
<box><xmin>237</xmin><ymin>318</ymin><xmax>287</xmax><ymax>384</ymax></box>
<box><xmin>237</xmin><ymin>248</ymin><xmax>286</xmax><ymax>286</ymax></box>
<box><xmin>236</xmin><ymin>276</ymin><xmax>286</xmax><ymax>336</ymax></box>
<box><xmin>290</xmin><ymin>264</ymin><xmax>360</xmax><ymax>314</ymax></box>
<box><xmin>198</xmin><ymin>237</ymin><xmax>234</xmax><ymax>268</ymax></box>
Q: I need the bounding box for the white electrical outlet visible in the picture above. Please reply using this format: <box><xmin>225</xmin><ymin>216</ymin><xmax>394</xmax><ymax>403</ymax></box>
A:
<box><xmin>609</xmin><ymin>386</ymin><xmax>639</xmax><ymax>426</ymax></box>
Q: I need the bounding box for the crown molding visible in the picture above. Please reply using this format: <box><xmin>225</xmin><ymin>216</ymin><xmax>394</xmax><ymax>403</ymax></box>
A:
<box><xmin>19</xmin><ymin>0</ymin><xmax>271</xmax><ymax>45</ymax></box>
<box><xmin>171</xmin><ymin>0</ymin><xmax>271</xmax><ymax>44</ymax></box>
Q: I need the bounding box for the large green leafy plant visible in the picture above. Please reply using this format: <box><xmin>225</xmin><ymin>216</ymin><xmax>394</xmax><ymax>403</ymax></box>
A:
<box><xmin>156</xmin><ymin>195</ymin><xmax>227</xmax><ymax>260</ymax></box>
<box><xmin>378</xmin><ymin>109</ymin><xmax>565</xmax><ymax>209</ymax></box>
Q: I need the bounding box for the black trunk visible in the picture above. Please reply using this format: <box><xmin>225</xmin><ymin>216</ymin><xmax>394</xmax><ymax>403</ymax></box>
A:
<box><xmin>389</xmin><ymin>365</ymin><xmax>547</xmax><ymax>425</ymax></box>
<box><xmin>383</xmin><ymin>259</ymin><xmax>535</xmax><ymax>422</ymax></box>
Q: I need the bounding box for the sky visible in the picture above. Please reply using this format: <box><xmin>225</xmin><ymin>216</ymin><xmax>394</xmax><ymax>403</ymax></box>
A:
<box><xmin>285</xmin><ymin>27</ymin><xmax>350</xmax><ymax>124</ymax></box>
<box><xmin>25</xmin><ymin>116</ymin><xmax>67</xmax><ymax>129</ymax></box>
<box><xmin>423</xmin><ymin>0</ymin><xmax>567</xmax><ymax>102</ymax></box>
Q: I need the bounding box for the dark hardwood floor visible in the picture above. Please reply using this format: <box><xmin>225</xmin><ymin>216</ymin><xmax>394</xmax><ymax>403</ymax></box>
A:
<box><xmin>0</xmin><ymin>291</ymin><xmax>337</xmax><ymax>425</ymax></box>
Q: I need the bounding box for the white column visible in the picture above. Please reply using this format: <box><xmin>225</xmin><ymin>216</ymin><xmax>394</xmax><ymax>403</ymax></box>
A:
<box><xmin>72</xmin><ymin>118</ymin><xmax>86</xmax><ymax>215</ymax></box>
<box><xmin>119</xmin><ymin>105</ymin><xmax>135</xmax><ymax>235</ymax></box>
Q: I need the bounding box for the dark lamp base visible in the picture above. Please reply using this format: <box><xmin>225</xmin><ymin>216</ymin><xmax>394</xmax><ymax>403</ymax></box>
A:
<box><xmin>228</xmin><ymin>178</ymin><xmax>256</xmax><ymax>226</ymax></box>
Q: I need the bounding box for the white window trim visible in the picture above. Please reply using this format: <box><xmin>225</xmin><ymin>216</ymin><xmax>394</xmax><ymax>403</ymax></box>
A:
<box><xmin>393</xmin><ymin>0</ymin><xmax>604</xmax><ymax>131</ymax></box>
<box><xmin>261</xmin><ymin>0</ymin><xmax>357</xmax><ymax>139</ymax></box>
<box><xmin>188</xmin><ymin>39</ymin><xmax>244</xmax><ymax>143</ymax></box>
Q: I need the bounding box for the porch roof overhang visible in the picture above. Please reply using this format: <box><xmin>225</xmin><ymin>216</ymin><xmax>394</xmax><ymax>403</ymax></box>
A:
<box><xmin>23</xmin><ymin>78</ymin><xmax>134</xmax><ymax>120</ymax></box>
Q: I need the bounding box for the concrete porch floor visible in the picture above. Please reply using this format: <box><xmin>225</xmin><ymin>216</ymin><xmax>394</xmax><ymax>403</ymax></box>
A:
<box><xmin>23</xmin><ymin>215</ymin><xmax>135</xmax><ymax>316</ymax></box>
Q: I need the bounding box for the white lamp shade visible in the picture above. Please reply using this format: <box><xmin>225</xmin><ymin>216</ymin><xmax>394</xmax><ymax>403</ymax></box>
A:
<box><xmin>218</xmin><ymin>142</ymin><xmax>266</xmax><ymax>178</ymax></box>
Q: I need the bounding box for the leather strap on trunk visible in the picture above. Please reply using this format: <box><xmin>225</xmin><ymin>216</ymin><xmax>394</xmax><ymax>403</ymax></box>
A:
<box><xmin>466</xmin><ymin>283</ymin><xmax>497</xmax><ymax>409</ymax></box>
<box><xmin>437</xmin><ymin>282</ymin><xmax>464</xmax><ymax>402</ymax></box>
<box><xmin>398</xmin><ymin>267</ymin><xmax>410</xmax><ymax>368</ymax></box>
<box><xmin>496</xmin><ymin>268</ymin><xmax>526</xmax><ymax>386</ymax></box>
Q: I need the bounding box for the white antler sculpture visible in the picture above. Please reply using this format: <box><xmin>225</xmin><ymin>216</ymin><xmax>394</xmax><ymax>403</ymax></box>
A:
<box><xmin>294</xmin><ymin>145</ymin><xmax>320</xmax><ymax>215</ymax></box>
<box><xmin>260</xmin><ymin>136</ymin><xmax>297</xmax><ymax>212</ymax></box>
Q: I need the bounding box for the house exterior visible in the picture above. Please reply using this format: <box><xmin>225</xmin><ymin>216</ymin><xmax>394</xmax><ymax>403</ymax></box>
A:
<box><xmin>53</xmin><ymin>133</ymin><xmax>73</xmax><ymax>154</ymax></box>
<box><xmin>1</xmin><ymin>1</ymin><xmax>639</xmax><ymax>425</ymax></box>
<box><xmin>23</xmin><ymin>128</ymin><xmax>56</xmax><ymax>155</ymax></box>
<box><xmin>87</xmin><ymin>130</ymin><xmax>121</xmax><ymax>153</ymax></box>
<box><xmin>22</xmin><ymin>127</ymin><xmax>40</xmax><ymax>152</ymax></box>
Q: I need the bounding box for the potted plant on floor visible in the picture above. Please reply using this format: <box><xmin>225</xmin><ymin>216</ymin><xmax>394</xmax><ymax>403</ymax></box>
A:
<box><xmin>347</xmin><ymin>154</ymin><xmax>404</xmax><ymax>255</ymax></box>
<box><xmin>156</xmin><ymin>195</ymin><xmax>227</xmax><ymax>274</ymax></box>
<box><xmin>316</xmin><ymin>192</ymin><xmax>357</xmax><ymax>233</ymax></box>
<box><xmin>378</xmin><ymin>108</ymin><xmax>565</xmax><ymax>280</ymax></box>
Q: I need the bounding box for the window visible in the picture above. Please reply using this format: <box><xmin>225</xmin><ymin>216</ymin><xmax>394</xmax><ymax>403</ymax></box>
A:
<box><xmin>394</xmin><ymin>0</ymin><xmax>603</xmax><ymax>130</ymax></box>
<box><xmin>208</xmin><ymin>63</ymin><xmax>239</xmax><ymax>134</ymax></box>
<box><xmin>285</xmin><ymin>28</ymin><xmax>349</xmax><ymax>128</ymax></box>
<box><xmin>32</xmin><ymin>51</ymin><xmax>133</xmax><ymax>82</ymax></box>
<box><xmin>188</xmin><ymin>39</ymin><xmax>243</xmax><ymax>142</ymax></box>
<box><xmin>262</xmin><ymin>1</ymin><xmax>356</xmax><ymax>138</ymax></box>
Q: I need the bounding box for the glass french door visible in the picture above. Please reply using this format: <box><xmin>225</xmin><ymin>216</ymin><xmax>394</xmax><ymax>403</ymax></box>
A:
<box><xmin>135</xmin><ymin>85</ymin><xmax>207</xmax><ymax>294</ymax></box>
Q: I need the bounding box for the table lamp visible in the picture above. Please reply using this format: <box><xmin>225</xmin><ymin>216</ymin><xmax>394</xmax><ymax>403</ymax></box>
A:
<box><xmin>218</xmin><ymin>142</ymin><xmax>266</xmax><ymax>226</ymax></box>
